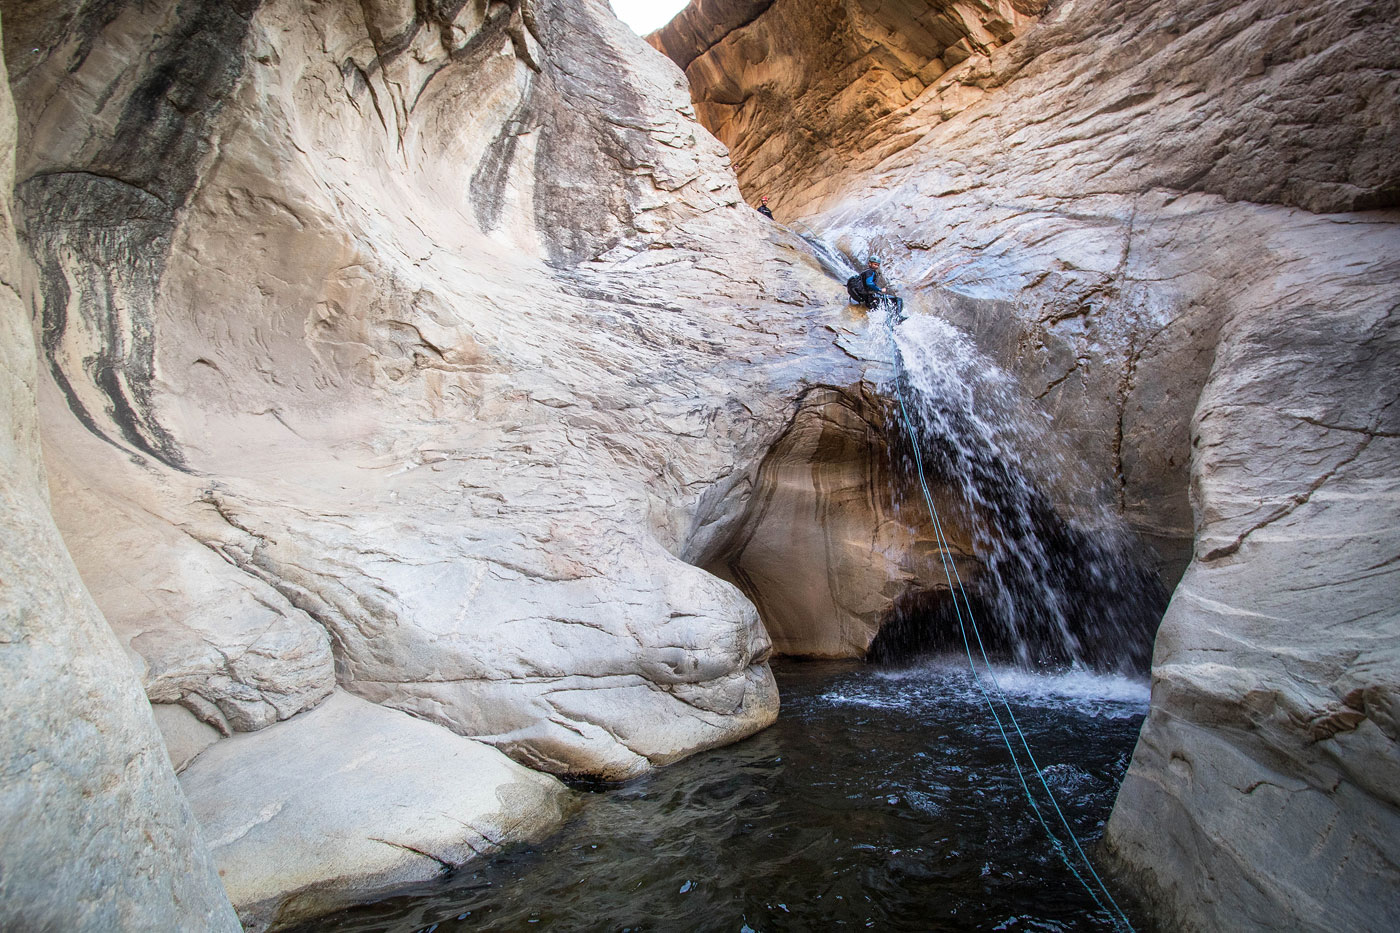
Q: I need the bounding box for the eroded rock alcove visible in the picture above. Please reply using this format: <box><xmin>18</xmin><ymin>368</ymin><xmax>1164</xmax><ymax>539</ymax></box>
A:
<box><xmin>697</xmin><ymin>384</ymin><xmax>972</xmax><ymax>658</ymax></box>
<box><xmin>697</xmin><ymin>373</ymin><xmax>1161</xmax><ymax>670</ymax></box>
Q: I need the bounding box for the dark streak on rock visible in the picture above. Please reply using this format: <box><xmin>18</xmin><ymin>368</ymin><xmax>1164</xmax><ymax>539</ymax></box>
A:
<box><xmin>15</xmin><ymin>0</ymin><xmax>264</xmax><ymax>472</ymax></box>
<box><xmin>366</xmin><ymin>837</ymin><xmax>456</xmax><ymax>874</ymax></box>
<box><xmin>1201</xmin><ymin>435</ymin><xmax>1374</xmax><ymax>562</ymax></box>
<box><xmin>528</xmin><ymin>1</ymin><xmax>653</xmax><ymax>266</ymax></box>
<box><xmin>471</xmin><ymin>92</ymin><xmax>538</xmax><ymax>234</ymax></box>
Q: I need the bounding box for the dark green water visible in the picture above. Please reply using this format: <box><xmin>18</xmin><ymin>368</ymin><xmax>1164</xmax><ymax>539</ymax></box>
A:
<box><xmin>299</xmin><ymin>659</ymin><xmax>1149</xmax><ymax>933</ymax></box>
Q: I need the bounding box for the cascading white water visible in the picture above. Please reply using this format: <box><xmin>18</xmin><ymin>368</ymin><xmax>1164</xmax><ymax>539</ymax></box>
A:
<box><xmin>885</xmin><ymin>312</ymin><xmax>1163</xmax><ymax>671</ymax></box>
<box><xmin>793</xmin><ymin>227</ymin><xmax>1162</xmax><ymax>671</ymax></box>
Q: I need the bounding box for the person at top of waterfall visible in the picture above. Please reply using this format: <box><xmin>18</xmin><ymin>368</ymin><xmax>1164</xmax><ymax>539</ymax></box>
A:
<box><xmin>756</xmin><ymin>196</ymin><xmax>774</xmax><ymax>220</ymax></box>
<box><xmin>854</xmin><ymin>256</ymin><xmax>904</xmax><ymax>318</ymax></box>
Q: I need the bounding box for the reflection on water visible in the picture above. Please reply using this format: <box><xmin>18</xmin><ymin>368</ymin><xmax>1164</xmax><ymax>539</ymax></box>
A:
<box><xmin>297</xmin><ymin>660</ymin><xmax>1148</xmax><ymax>933</ymax></box>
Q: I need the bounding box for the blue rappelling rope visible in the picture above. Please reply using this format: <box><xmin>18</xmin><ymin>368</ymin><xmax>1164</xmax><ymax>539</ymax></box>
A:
<box><xmin>921</xmin><ymin>480</ymin><xmax>1137</xmax><ymax>931</ymax></box>
<box><xmin>883</xmin><ymin>307</ymin><xmax>1136</xmax><ymax>933</ymax></box>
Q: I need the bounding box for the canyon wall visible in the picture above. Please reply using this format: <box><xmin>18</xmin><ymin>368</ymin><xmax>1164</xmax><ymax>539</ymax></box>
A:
<box><xmin>656</xmin><ymin>0</ymin><xmax>1400</xmax><ymax>929</ymax></box>
<box><xmin>4</xmin><ymin>0</ymin><xmax>1391</xmax><ymax>927</ymax></box>
<box><xmin>0</xmin><ymin>0</ymin><xmax>975</xmax><ymax>925</ymax></box>
<box><xmin>0</xmin><ymin>23</ymin><xmax>241</xmax><ymax>932</ymax></box>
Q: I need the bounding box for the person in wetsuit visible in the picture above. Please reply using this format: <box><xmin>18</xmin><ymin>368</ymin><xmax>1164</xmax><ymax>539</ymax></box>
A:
<box><xmin>756</xmin><ymin>196</ymin><xmax>774</xmax><ymax>220</ymax></box>
<box><xmin>859</xmin><ymin>256</ymin><xmax>904</xmax><ymax>317</ymax></box>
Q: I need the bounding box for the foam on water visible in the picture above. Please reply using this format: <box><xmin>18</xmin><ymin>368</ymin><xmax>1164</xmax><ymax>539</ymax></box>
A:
<box><xmin>815</xmin><ymin>660</ymin><xmax>1149</xmax><ymax>721</ymax></box>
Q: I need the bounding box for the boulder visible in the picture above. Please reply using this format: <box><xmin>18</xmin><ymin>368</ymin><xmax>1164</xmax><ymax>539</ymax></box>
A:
<box><xmin>181</xmin><ymin>691</ymin><xmax>572</xmax><ymax>932</ymax></box>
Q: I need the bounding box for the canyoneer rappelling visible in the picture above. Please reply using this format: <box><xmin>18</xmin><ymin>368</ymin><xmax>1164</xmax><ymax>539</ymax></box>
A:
<box><xmin>848</xmin><ymin>256</ymin><xmax>904</xmax><ymax>319</ymax></box>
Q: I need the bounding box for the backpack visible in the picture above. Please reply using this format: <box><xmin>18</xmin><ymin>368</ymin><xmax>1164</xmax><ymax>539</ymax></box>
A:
<box><xmin>846</xmin><ymin>274</ymin><xmax>869</xmax><ymax>304</ymax></box>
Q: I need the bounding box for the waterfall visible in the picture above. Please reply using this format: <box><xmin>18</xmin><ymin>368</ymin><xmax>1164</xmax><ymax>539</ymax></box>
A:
<box><xmin>882</xmin><ymin>312</ymin><xmax>1163</xmax><ymax>672</ymax></box>
<box><xmin>792</xmin><ymin>228</ymin><xmax>1162</xmax><ymax>671</ymax></box>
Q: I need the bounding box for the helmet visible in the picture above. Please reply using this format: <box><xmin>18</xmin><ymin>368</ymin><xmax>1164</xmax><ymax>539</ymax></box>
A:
<box><xmin>761</xmin><ymin>196</ymin><xmax>769</xmax><ymax>202</ymax></box>
<box><xmin>868</xmin><ymin>256</ymin><xmax>881</xmax><ymax>264</ymax></box>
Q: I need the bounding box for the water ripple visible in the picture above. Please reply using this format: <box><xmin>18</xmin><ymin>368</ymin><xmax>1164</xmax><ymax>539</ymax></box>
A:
<box><xmin>296</xmin><ymin>660</ymin><xmax>1148</xmax><ymax>933</ymax></box>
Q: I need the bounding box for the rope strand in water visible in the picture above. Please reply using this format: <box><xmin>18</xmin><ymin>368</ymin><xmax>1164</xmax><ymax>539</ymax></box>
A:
<box><xmin>884</xmin><ymin>307</ymin><xmax>1135</xmax><ymax>933</ymax></box>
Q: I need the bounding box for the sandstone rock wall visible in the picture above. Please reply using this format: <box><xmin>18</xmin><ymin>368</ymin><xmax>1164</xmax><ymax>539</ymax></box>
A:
<box><xmin>0</xmin><ymin>20</ymin><xmax>241</xmax><ymax>931</ymax></box>
<box><xmin>661</xmin><ymin>0</ymin><xmax>1400</xmax><ymax>586</ymax></box>
<box><xmin>0</xmin><ymin>0</ymin><xmax>867</xmax><ymax>923</ymax></box>
<box><xmin>7</xmin><ymin>0</ymin><xmax>1391</xmax><ymax>925</ymax></box>
<box><xmin>1103</xmin><ymin>217</ymin><xmax>1400</xmax><ymax>930</ymax></box>
<box><xmin>3</xmin><ymin>0</ymin><xmax>1088</xmax><ymax>828</ymax></box>
<box><xmin>651</xmin><ymin>0</ymin><xmax>1046</xmax><ymax>216</ymax></box>
<box><xmin>658</xmin><ymin>0</ymin><xmax>1400</xmax><ymax>928</ymax></box>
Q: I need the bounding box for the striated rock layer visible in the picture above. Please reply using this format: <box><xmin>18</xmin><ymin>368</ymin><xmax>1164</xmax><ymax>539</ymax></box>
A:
<box><xmin>6</xmin><ymin>0</ymin><xmax>794</xmax><ymax>782</ymax></box>
<box><xmin>658</xmin><ymin>0</ymin><xmax>1400</xmax><ymax>929</ymax></box>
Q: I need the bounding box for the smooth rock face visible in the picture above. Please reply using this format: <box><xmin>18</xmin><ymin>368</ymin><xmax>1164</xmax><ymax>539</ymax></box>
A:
<box><xmin>45</xmin><ymin>443</ymin><xmax>337</xmax><ymax>736</ymax></box>
<box><xmin>0</xmin><ymin>24</ymin><xmax>241</xmax><ymax>933</ymax></box>
<box><xmin>1103</xmin><ymin>226</ymin><xmax>1400</xmax><ymax>930</ymax></box>
<box><xmin>658</xmin><ymin>0</ymin><xmax>1400</xmax><ymax>928</ymax></box>
<box><xmin>182</xmin><ymin>691</ymin><xmax>572</xmax><ymax>933</ymax></box>
<box><xmin>5</xmin><ymin>0</ymin><xmax>908</xmax><ymax>799</ymax></box>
